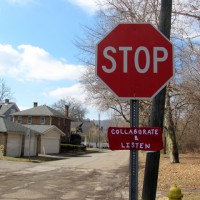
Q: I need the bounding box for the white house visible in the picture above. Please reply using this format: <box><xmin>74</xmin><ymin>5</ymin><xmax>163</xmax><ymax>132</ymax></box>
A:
<box><xmin>0</xmin><ymin>116</ymin><xmax>64</xmax><ymax>157</ymax></box>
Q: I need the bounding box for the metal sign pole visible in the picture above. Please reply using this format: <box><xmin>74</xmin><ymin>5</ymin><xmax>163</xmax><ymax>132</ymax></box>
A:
<box><xmin>129</xmin><ymin>100</ymin><xmax>139</xmax><ymax>200</ymax></box>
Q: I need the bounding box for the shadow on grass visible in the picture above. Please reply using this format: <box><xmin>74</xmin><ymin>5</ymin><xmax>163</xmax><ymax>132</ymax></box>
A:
<box><xmin>30</xmin><ymin>149</ymin><xmax>109</xmax><ymax>163</ymax></box>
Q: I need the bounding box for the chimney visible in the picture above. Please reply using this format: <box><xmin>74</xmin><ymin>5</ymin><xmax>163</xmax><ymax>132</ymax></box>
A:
<box><xmin>33</xmin><ymin>102</ymin><xmax>38</xmax><ymax>107</ymax></box>
<box><xmin>65</xmin><ymin>105</ymin><xmax>69</xmax><ymax>117</ymax></box>
<box><xmin>5</xmin><ymin>99</ymin><xmax>9</xmax><ymax>104</ymax></box>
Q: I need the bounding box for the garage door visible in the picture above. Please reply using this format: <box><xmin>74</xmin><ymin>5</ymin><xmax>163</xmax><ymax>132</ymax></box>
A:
<box><xmin>7</xmin><ymin>134</ymin><xmax>22</xmax><ymax>157</ymax></box>
<box><xmin>41</xmin><ymin>138</ymin><xmax>60</xmax><ymax>154</ymax></box>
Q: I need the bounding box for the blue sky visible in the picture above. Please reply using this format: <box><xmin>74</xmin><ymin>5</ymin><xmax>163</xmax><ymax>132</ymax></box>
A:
<box><xmin>0</xmin><ymin>0</ymin><xmax>109</xmax><ymax>119</ymax></box>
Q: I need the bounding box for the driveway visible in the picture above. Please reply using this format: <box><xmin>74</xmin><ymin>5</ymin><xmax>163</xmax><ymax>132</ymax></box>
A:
<box><xmin>0</xmin><ymin>150</ymin><xmax>130</xmax><ymax>200</ymax></box>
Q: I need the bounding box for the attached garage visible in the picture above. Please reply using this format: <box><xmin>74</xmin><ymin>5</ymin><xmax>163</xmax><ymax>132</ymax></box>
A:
<box><xmin>24</xmin><ymin>125</ymin><xmax>65</xmax><ymax>154</ymax></box>
<box><xmin>0</xmin><ymin>116</ymin><xmax>38</xmax><ymax>157</ymax></box>
<box><xmin>40</xmin><ymin>126</ymin><xmax>64</xmax><ymax>154</ymax></box>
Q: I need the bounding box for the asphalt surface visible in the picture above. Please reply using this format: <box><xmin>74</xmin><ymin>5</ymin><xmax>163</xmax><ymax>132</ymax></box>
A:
<box><xmin>0</xmin><ymin>150</ymin><xmax>130</xmax><ymax>200</ymax></box>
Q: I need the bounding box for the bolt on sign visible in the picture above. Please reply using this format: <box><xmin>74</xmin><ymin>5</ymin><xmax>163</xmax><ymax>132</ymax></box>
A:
<box><xmin>108</xmin><ymin>127</ymin><xmax>163</xmax><ymax>151</ymax></box>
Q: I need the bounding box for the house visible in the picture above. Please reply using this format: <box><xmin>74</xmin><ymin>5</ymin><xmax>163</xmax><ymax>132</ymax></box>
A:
<box><xmin>71</xmin><ymin>120</ymin><xmax>109</xmax><ymax>148</ymax></box>
<box><xmin>0</xmin><ymin>99</ymin><xmax>20</xmax><ymax>121</ymax></box>
<box><xmin>12</xmin><ymin>102</ymin><xmax>71</xmax><ymax>143</ymax></box>
<box><xmin>24</xmin><ymin>124</ymin><xmax>65</xmax><ymax>154</ymax></box>
<box><xmin>71</xmin><ymin>120</ymin><xmax>105</xmax><ymax>148</ymax></box>
<box><xmin>0</xmin><ymin>116</ymin><xmax>39</xmax><ymax>157</ymax></box>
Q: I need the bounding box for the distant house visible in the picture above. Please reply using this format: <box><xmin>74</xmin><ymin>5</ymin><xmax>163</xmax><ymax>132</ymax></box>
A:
<box><xmin>71</xmin><ymin>120</ymin><xmax>109</xmax><ymax>148</ymax></box>
<box><xmin>71</xmin><ymin>120</ymin><xmax>108</xmax><ymax>148</ymax></box>
<box><xmin>0</xmin><ymin>99</ymin><xmax>20</xmax><ymax>121</ymax></box>
<box><xmin>12</xmin><ymin>102</ymin><xmax>71</xmax><ymax>143</ymax></box>
<box><xmin>0</xmin><ymin>116</ymin><xmax>39</xmax><ymax>157</ymax></box>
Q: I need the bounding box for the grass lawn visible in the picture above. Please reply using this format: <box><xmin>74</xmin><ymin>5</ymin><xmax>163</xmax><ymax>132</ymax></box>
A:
<box><xmin>0</xmin><ymin>148</ymin><xmax>104</xmax><ymax>163</ymax></box>
<box><xmin>0</xmin><ymin>155</ymin><xmax>55</xmax><ymax>162</ymax></box>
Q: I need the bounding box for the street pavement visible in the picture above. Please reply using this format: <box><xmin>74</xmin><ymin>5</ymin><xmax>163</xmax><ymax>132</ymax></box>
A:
<box><xmin>0</xmin><ymin>150</ymin><xmax>169</xmax><ymax>199</ymax></box>
<box><xmin>0</xmin><ymin>150</ymin><xmax>130</xmax><ymax>200</ymax></box>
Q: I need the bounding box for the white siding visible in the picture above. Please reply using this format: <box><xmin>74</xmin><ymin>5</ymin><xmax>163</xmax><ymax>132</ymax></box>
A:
<box><xmin>24</xmin><ymin>134</ymin><xmax>37</xmax><ymax>156</ymax></box>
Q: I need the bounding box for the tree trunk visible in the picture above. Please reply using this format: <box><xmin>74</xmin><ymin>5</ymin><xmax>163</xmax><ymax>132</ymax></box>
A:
<box><xmin>142</xmin><ymin>0</ymin><xmax>173</xmax><ymax>199</ymax></box>
<box><xmin>165</xmin><ymin>91</ymin><xmax>179</xmax><ymax>163</ymax></box>
<box><xmin>163</xmin><ymin>130</ymin><xmax>167</xmax><ymax>154</ymax></box>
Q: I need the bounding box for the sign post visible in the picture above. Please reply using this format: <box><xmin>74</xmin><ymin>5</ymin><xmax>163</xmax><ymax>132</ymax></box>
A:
<box><xmin>96</xmin><ymin>23</ymin><xmax>173</xmax><ymax>200</ymax></box>
<box><xmin>130</xmin><ymin>100</ymin><xmax>139</xmax><ymax>200</ymax></box>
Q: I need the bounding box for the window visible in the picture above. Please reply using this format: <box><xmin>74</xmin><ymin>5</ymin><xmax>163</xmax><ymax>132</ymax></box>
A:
<box><xmin>18</xmin><ymin>116</ymin><xmax>22</xmax><ymax>124</ymax></box>
<box><xmin>27</xmin><ymin>116</ymin><xmax>32</xmax><ymax>124</ymax></box>
<box><xmin>40</xmin><ymin>116</ymin><xmax>45</xmax><ymax>124</ymax></box>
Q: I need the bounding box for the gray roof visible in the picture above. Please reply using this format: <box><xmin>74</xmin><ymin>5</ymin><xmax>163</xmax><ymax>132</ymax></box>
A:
<box><xmin>0</xmin><ymin>102</ymin><xmax>19</xmax><ymax>116</ymax></box>
<box><xmin>23</xmin><ymin>125</ymin><xmax>65</xmax><ymax>135</ymax></box>
<box><xmin>12</xmin><ymin>105</ymin><xmax>66</xmax><ymax>118</ymax></box>
<box><xmin>71</xmin><ymin>122</ymin><xmax>83</xmax><ymax>129</ymax></box>
<box><xmin>0</xmin><ymin>116</ymin><xmax>28</xmax><ymax>133</ymax></box>
<box><xmin>81</xmin><ymin>121</ymin><xmax>96</xmax><ymax>133</ymax></box>
<box><xmin>23</xmin><ymin>125</ymin><xmax>54</xmax><ymax>133</ymax></box>
<box><xmin>71</xmin><ymin>121</ymin><xmax>96</xmax><ymax>133</ymax></box>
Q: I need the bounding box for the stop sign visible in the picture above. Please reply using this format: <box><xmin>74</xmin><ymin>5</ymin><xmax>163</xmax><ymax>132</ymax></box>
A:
<box><xmin>96</xmin><ymin>23</ymin><xmax>174</xmax><ymax>99</ymax></box>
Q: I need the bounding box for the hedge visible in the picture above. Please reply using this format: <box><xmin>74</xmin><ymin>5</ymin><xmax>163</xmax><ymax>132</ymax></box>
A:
<box><xmin>60</xmin><ymin>144</ymin><xmax>86</xmax><ymax>153</ymax></box>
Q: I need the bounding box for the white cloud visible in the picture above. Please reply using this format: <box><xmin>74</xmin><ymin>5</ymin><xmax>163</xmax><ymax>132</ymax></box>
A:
<box><xmin>44</xmin><ymin>83</ymin><xmax>85</xmax><ymax>101</ymax></box>
<box><xmin>44</xmin><ymin>83</ymin><xmax>110</xmax><ymax>120</ymax></box>
<box><xmin>66</xmin><ymin>0</ymin><xmax>100</xmax><ymax>15</ymax></box>
<box><xmin>0</xmin><ymin>44</ymin><xmax>21</xmax><ymax>70</ymax></box>
<box><xmin>0</xmin><ymin>44</ymin><xmax>84</xmax><ymax>81</ymax></box>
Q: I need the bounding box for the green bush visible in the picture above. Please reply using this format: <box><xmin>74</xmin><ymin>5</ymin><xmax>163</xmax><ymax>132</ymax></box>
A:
<box><xmin>70</xmin><ymin>133</ymin><xmax>81</xmax><ymax>145</ymax></box>
<box><xmin>60</xmin><ymin>144</ymin><xmax>86</xmax><ymax>153</ymax></box>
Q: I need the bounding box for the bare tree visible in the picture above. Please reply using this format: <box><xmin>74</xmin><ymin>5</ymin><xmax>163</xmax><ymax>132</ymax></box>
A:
<box><xmin>78</xmin><ymin>0</ymin><xmax>162</xmax><ymax>122</ymax></box>
<box><xmin>52</xmin><ymin>97</ymin><xmax>88</xmax><ymax>120</ymax></box>
<box><xmin>174</xmin><ymin>45</ymin><xmax>200</xmax><ymax>152</ymax></box>
<box><xmin>76</xmin><ymin>0</ymin><xmax>200</xmax><ymax>156</ymax></box>
<box><xmin>0</xmin><ymin>78</ymin><xmax>13</xmax><ymax>103</ymax></box>
<box><xmin>164</xmin><ymin>86</ymin><xmax>179</xmax><ymax>163</ymax></box>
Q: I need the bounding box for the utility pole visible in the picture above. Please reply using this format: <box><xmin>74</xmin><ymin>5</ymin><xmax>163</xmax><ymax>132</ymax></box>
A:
<box><xmin>142</xmin><ymin>1</ymin><xmax>173</xmax><ymax>199</ymax></box>
<box><xmin>98</xmin><ymin>113</ymin><xmax>100</xmax><ymax>149</ymax></box>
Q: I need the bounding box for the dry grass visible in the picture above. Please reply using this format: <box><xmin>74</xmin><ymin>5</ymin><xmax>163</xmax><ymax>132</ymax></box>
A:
<box><xmin>138</xmin><ymin>152</ymin><xmax>200</xmax><ymax>199</ymax></box>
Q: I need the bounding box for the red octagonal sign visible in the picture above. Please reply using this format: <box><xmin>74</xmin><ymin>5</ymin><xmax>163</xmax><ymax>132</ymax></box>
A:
<box><xmin>96</xmin><ymin>23</ymin><xmax>174</xmax><ymax>99</ymax></box>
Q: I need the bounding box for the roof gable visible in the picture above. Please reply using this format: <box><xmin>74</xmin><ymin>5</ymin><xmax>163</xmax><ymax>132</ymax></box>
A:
<box><xmin>0</xmin><ymin>102</ymin><xmax>20</xmax><ymax>116</ymax></box>
<box><xmin>23</xmin><ymin>124</ymin><xmax>65</xmax><ymax>136</ymax></box>
<box><xmin>71</xmin><ymin>121</ymin><xmax>96</xmax><ymax>133</ymax></box>
<box><xmin>43</xmin><ymin>125</ymin><xmax>65</xmax><ymax>136</ymax></box>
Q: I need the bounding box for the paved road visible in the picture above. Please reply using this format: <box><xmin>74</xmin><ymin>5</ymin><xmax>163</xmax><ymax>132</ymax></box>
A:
<box><xmin>0</xmin><ymin>150</ymin><xmax>130</xmax><ymax>200</ymax></box>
